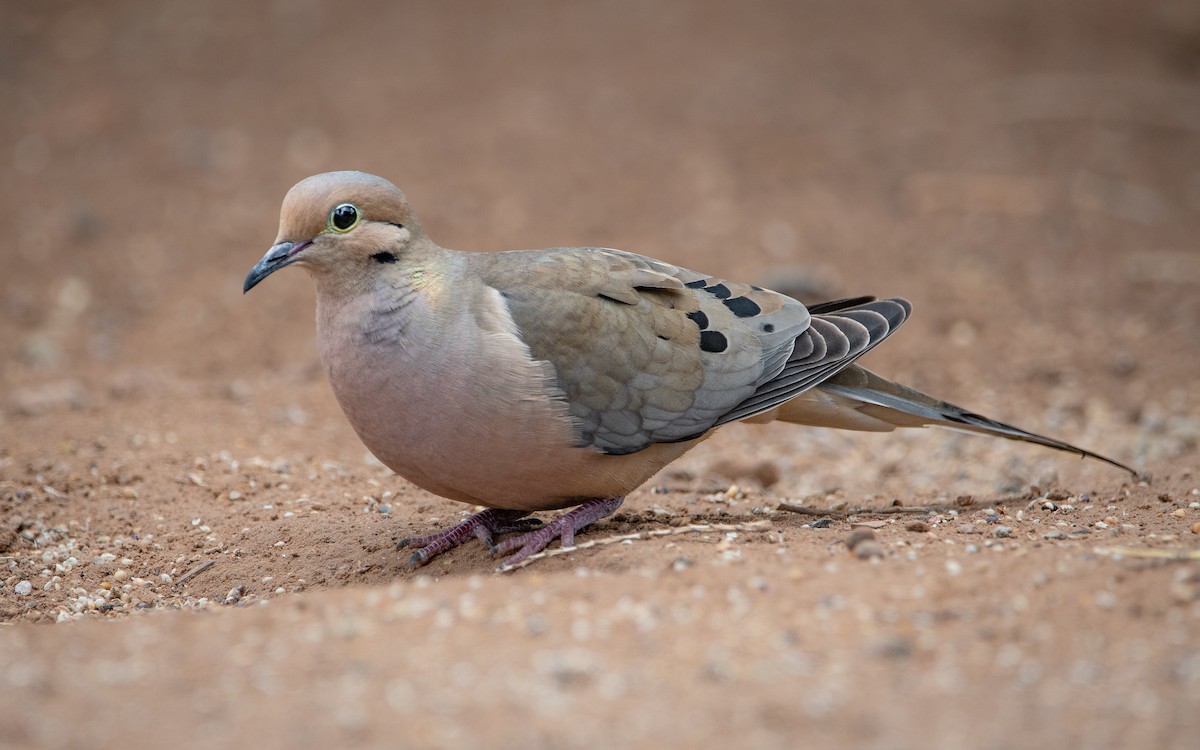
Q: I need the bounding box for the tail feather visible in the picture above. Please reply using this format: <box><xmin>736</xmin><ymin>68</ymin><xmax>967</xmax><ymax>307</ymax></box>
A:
<box><xmin>793</xmin><ymin>365</ymin><xmax>1137</xmax><ymax>476</ymax></box>
<box><xmin>717</xmin><ymin>298</ymin><xmax>911</xmax><ymax>426</ymax></box>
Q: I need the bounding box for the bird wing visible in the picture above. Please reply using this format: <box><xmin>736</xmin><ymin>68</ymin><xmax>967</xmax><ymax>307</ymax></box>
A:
<box><xmin>473</xmin><ymin>247</ymin><xmax>906</xmax><ymax>455</ymax></box>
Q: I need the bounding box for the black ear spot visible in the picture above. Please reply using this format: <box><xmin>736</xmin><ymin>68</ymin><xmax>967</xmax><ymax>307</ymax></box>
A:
<box><xmin>371</xmin><ymin>252</ymin><xmax>398</xmax><ymax>264</ymax></box>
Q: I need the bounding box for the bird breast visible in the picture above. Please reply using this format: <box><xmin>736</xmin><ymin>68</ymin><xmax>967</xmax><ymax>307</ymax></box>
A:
<box><xmin>314</xmin><ymin>280</ymin><xmax>673</xmax><ymax>509</ymax></box>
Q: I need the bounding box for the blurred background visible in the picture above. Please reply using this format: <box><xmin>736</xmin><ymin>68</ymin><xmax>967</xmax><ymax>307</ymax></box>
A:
<box><xmin>4</xmin><ymin>4</ymin><xmax>1200</xmax><ymax>748</ymax></box>
<box><xmin>2</xmin><ymin>0</ymin><xmax>1198</xmax><ymax>476</ymax></box>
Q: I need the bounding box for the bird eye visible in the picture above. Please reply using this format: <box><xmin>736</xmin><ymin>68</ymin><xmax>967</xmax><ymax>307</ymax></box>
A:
<box><xmin>328</xmin><ymin>203</ymin><xmax>360</xmax><ymax>233</ymax></box>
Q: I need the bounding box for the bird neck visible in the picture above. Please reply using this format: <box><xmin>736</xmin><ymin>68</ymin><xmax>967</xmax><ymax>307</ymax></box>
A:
<box><xmin>313</xmin><ymin>242</ymin><xmax>466</xmax><ymax>350</ymax></box>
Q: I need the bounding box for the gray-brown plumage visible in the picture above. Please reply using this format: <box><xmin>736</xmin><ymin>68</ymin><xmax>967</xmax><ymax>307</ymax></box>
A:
<box><xmin>244</xmin><ymin>171</ymin><xmax>1135</xmax><ymax>568</ymax></box>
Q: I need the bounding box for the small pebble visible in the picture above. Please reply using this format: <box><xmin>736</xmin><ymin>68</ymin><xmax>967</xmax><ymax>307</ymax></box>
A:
<box><xmin>957</xmin><ymin>524</ymin><xmax>980</xmax><ymax>535</ymax></box>
<box><xmin>1094</xmin><ymin>590</ymin><xmax>1118</xmax><ymax>609</ymax></box>
<box><xmin>1042</xmin><ymin>531</ymin><xmax>1066</xmax><ymax>540</ymax></box>
<box><xmin>993</xmin><ymin>526</ymin><xmax>1013</xmax><ymax>538</ymax></box>
<box><xmin>14</xmin><ymin>580</ymin><xmax>32</xmax><ymax>596</ymax></box>
<box><xmin>852</xmin><ymin>520</ymin><xmax>887</xmax><ymax>530</ymax></box>
<box><xmin>1191</xmin><ymin>522</ymin><xmax>1200</xmax><ymax>535</ymax></box>
<box><xmin>844</xmin><ymin>528</ymin><xmax>877</xmax><ymax>552</ymax></box>
<box><xmin>808</xmin><ymin>518</ymin><xmax>835</xmax><ymax>529</ymax></box>
<box><xmin>905</xmin><ymin>520</ymin><xmax>931</xmax><ymax>533</ymax></box>
<box><xmin>853</xmin><ymin>540</ymin><xmax>884</xmax><ymax>560</ymax></box>
<box><xmin>1172</xmin><ymin>509</ymin><xmax>1186</xmax><ymax>519</ymax></box>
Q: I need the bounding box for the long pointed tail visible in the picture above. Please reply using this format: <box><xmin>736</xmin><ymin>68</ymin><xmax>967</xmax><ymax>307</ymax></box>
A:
<box><xmin>784</xmin><ymin>365</ymin><xmax>1137</xmax><ymax>476</ymax></box>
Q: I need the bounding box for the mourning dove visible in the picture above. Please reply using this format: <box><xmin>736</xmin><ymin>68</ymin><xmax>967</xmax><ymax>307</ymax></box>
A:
<box><xmin>244</xmin><ymin>171</ymin><xmax>1135</xmax><ymax>568</ymax></box>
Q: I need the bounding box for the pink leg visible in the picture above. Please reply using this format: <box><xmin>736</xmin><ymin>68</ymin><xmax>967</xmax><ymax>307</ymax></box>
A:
<box><xmin>493</xmin><ymin>497</ymin><xmax>624</xmax><ymax>567</ymax></box>
<box><xmin>397</xmin><ymin>508</ymin><xmax>540</xmax><ymax>568</ymax></box>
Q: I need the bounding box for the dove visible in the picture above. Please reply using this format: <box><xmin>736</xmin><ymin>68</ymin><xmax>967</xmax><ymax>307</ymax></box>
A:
<box><xmin>244</xmin><ymin>171</ymin><xmax>1135</xmax><ymax>568</ymax></box>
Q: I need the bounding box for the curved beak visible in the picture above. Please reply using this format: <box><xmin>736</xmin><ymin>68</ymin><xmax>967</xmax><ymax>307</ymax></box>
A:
<box><xmin>243</xmin><ymin>240</ymin><xmax>312</xmax><ymax>293</ymax></box>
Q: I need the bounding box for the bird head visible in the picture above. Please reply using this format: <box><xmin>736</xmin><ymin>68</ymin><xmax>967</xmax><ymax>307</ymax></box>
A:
<box><xmin>243</xmin><ymin>171</ymin><xmax>422</xmax><ymax>293</ymax></box>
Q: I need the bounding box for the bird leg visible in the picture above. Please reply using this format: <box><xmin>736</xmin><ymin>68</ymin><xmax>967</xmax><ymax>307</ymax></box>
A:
<box><xmin>397</xmin><ymin>508</ymin><xmax>541</xmax><ymax>568</ymax></box>
<box><xmin>492</xmin><ymin>497</ymin><xmax>624</xmax><ymax>567</ymax></box>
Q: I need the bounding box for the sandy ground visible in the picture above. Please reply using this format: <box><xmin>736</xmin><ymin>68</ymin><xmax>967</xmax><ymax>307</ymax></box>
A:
<box><xmin>2</xmin><ymin>1</ymin><xmax>1200</xmax><ymax>748</ymax></box>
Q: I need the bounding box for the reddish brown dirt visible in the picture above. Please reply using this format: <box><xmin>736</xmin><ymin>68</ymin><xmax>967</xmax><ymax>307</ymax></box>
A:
<box><xmin>2</xmin><ymin>1</ymin><xmax>1199</xmax><ymax>748</ymax></box>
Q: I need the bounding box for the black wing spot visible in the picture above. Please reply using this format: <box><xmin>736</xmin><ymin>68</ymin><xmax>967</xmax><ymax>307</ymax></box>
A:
<box><xmin>763</xmin><ymin>323</ymin><xmax>775</xmax><ymax>333</ymax></box>
<box><xmin>723</xmin><ymin>296</ymin><xmax>762</xmax><ymax>318</ymax></box>
<box><xmin>371</xmin><ymin>252</ymin><xmax>398</xmax><ymax>264</ymax></box>
<box><xmin>699</xmin><ymin>330</ymin><xmax>728</xmax><ymax>353</ymax></box>
<box><xmin>685</xmin><ymin>279</ymin><xmax>708</xmax><ymax>289</ymax></box>
<box><xmin>686</xmin><ymin>310</ymin><xmax>709</xmax><ymax>329</ymax></box>
<box><xmin>704</xmin><ymin>283</ymin><xmax>731</xmax><ymax>299</ymax></box>
<box><xmin>657</xmin><ymin>334</ymin><xmax>669</xmax><ymax>341</ymax></box>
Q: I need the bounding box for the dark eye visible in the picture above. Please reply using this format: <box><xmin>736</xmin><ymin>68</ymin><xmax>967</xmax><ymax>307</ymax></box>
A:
<box><xmin>329</xmin><ymin>203</ymin><xmax>360</xmax><ymax>232</ymax></box>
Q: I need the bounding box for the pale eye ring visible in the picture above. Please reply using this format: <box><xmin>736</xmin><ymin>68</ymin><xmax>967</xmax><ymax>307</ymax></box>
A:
<box><xmin>329</xmin><ymin>203</ymin><xmax>360</xmax><ymax>232</ymax></box>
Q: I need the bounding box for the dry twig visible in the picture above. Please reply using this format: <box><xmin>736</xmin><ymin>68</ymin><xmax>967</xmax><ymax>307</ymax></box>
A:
<box><xmin>497</xmin><ymin>520</ymin><xmax>773</xmax><ymax>572</ymax></box>
<box><xmin>175</xmin><ymin>559</ymin><xmax>216</xmax><ymax>585</ymax></box>
<box><xmin>776</xmin><ymin>502</ymin><xmax>955</xmax><ymax>517</ymax></box>
<box><xmin>1093</xmin><ymin>546</ymin><xmax>1200</xmax><ymax>561</ymax></box>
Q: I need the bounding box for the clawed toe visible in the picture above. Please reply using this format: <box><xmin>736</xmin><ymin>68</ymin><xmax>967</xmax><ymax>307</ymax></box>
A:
<box><xmin>394</xmin><ymin>500</ymin><xmax>622</xmax><ymax>569</ymax></box>
<box><xmin>406</xmin><ymin>548</ymin><xmax>434</xmax><ymax>568</ymax></box>
<box><xmin>394</xmin><ymin>508</ymin><xmax>533</xmax><ymax>567</ymax></box>
<box><xmin>493</xmin><ymin>497</ymin><xmax>624</xmax><ymax>568</ymax></box>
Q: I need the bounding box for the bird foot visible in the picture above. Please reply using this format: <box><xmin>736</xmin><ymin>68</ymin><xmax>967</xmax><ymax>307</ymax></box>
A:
<box><xmin>493</xmin><ymin>497</ymin><xmax>624</xmax><ymax>568</ymax></box>
<box><xmin>397</xmin><ymin>508</ymin><xmax>540</xmax><ymax>568</ymax></box>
